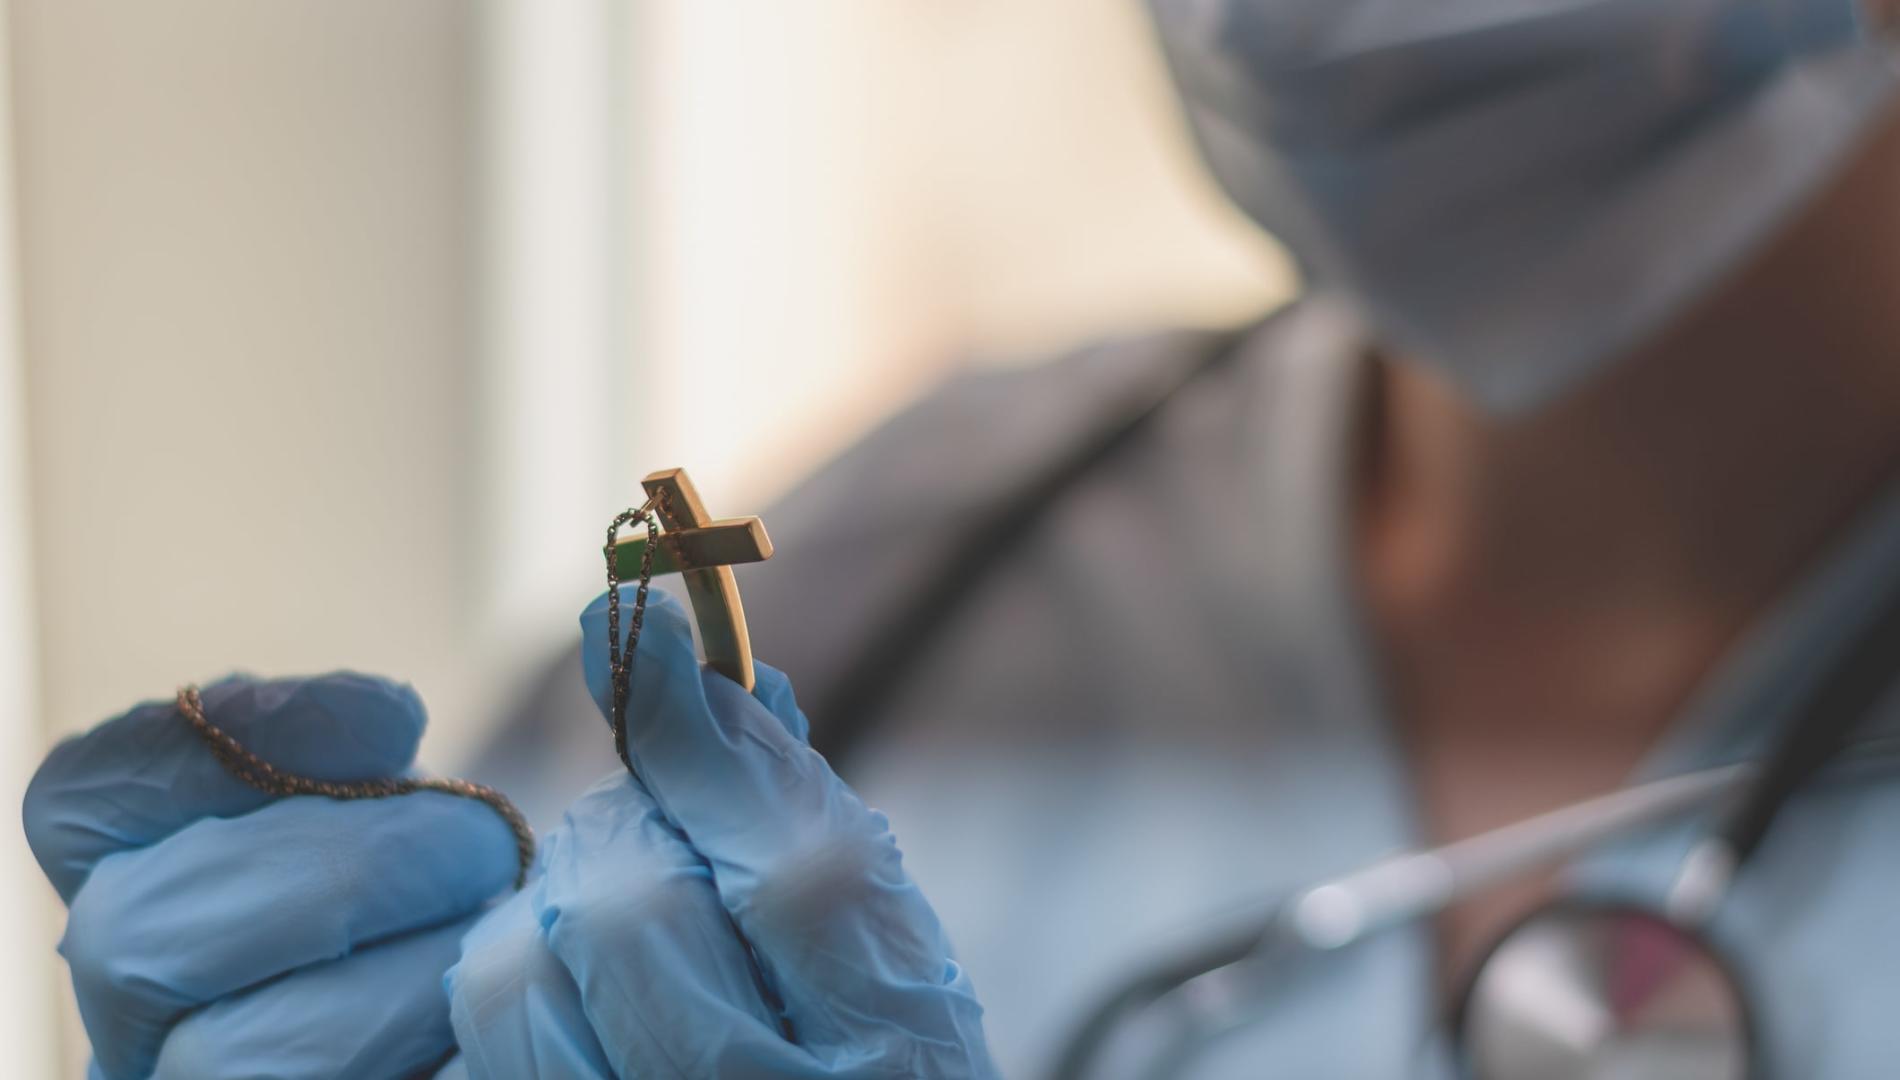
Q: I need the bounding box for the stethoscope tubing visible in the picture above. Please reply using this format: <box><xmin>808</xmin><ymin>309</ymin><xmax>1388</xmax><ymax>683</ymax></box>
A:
<box><xmin>1049</xmin><ymin>736</ymin><xmax>1900</xmax><ymax>1080</ymax></box>
<box><xmin>1281</xmin><ymin>761</ymin><xmax>1756</xmax><ymax>953</ymax></box>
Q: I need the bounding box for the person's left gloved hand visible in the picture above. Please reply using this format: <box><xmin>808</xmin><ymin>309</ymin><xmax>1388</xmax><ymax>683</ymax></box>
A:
<box><xmin>442</xmin><ymin>589</ymin><xmax>998</xmax><ymax>1078</ymax></box>
<box><xmin>23</xmin><ymin>674</ymin><xmax>520</xmax><ymax>1080</ymax></box>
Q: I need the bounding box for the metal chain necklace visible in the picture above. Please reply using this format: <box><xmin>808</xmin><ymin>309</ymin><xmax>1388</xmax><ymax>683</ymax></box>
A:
<box><xmin>602</xmin><ymin>490</ymin><xmax>665</xmax><ymax>778</ymax></box>
<box><xmin>172</xmin><ymin>487</ymin><xmax>672</xmax><ymax>893</ymax></box>
<box><xmin>176</xmin><ymin>685</ymin><xmax>535</xmax><ymax>888</ymax></box>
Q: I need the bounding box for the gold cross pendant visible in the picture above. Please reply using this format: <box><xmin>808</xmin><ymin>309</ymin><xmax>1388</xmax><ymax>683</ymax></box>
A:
<box><xmin>611</xmin><ymin>468</ymin><xmax>774</xmax><ymax>691</ymax></box>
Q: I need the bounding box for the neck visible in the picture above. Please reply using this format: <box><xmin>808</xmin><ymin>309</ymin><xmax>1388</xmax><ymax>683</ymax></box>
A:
<box><xmin>1359</xmin><ymin>107</ymin><xmax>1900</xmax><ymax>736</ymax></box>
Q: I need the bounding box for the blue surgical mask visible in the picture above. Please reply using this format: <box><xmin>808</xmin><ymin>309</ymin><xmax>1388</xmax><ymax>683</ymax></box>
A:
<box><xmin>1149</xmin><ymin>0</ymin><xmax>1898</xmax><ymax>412</ymax></box>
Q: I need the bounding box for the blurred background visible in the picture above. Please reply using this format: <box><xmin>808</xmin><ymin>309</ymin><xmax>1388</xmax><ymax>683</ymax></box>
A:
<box><xmin>0</xmin><ymin>0</ymin><xmax>1290</xmax><ymax>1071</ymax></box>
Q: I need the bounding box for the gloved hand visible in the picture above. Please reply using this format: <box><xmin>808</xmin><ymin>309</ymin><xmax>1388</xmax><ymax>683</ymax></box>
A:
<box><xmin>23</xmin><ymin>674</ymin><xmax>521</xmax><ymax>1080</ymax></box>
<box><xmin>443</xmin><ymin>589</ymin><xmax>998</xmax><ymax>1078</ymax></box>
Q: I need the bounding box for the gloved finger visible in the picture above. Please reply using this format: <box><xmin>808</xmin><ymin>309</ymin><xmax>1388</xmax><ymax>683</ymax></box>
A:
<box><xmin>446</xmin><ymin>884</ymin><xmax>613</xmax><ymax>1080</ymax></box>
<box><xmin>579</xmin><ymin>592</ymin><xmax>992</xmax><ymax>1071</ymax></box>
<box><xmin>25</xmin><ymin>673</ymin><xmax>427</xmax><ymax>903</ymax></box>
<box><xmin>532</xmin><ymin>770</ymin><xmax>822</xmax><ymax>1077</ymax></box>
<box><xmin>64</xmin><ymin>791</ymin><xmax>517</xmax><ymax>1080</ymax></box>
<box><xmin>151</xmin><ymin>915</ymin><xmax>477</xmax><ymax>1080</ymax></box>
<box><xmin>746</xmin><ymin>656</ymin><xmax>812</xmax><ymax>745</ymax></box>
<box><xmin>432</xmin><ymin>1057</ymin><xmax>469</xmax><ymax>1080</ymax></box>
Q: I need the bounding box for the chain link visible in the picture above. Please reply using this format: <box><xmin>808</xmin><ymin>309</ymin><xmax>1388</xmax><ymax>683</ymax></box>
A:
<box><xmin>171</xmin><ymin>487</ymin><xmax>675</xmax><ymax>895</ymax></box>
<box><xmin>175</xmin><ymin>684</ymin><xmax>536</xmax><ymax>888</ymax></box>
<box><xmin>167</xmin><ymin>487</ymin><xmax>679</xmax><ymax>894</ymax></box>
<box><xmin>603</xmin><ymin>490</ymin><xmax>665</xmax><ymax>778</ymax></box>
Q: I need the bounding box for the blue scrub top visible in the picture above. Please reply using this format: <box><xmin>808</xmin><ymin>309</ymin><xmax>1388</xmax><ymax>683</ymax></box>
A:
<box><xmin>477</xmin><ymin>297</ymin><xmax>1900</xmax><ymax>1077</ymax></box>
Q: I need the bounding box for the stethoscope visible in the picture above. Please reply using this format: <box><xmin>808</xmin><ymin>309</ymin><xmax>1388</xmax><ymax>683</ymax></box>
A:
<box><xmin>803</xmin><ymin>316</ymin><xmax>1900</xmax><ymax>1078</ymax></box>
<box><xmin>1046</xmin><ymin>566</ymin><xmax>1900</xmax><ymax>1079</ymax></box>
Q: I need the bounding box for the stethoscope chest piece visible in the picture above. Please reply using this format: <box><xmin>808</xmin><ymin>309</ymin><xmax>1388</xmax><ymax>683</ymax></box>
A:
<box><xmin>1452</xmin><ymin>900</ymin><xmax>1758</xmax><ymax>1080</ymax></box>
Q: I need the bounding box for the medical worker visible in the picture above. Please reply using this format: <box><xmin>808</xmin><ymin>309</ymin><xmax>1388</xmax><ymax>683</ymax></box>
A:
<box><xmin>24</xmin><ymin>0</ymin><xmax>1900</xmax><ymax>1076</ymax></box>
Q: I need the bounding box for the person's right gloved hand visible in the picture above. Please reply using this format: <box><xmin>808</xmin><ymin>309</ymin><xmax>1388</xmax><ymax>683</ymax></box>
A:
<box><xmin>22</xmin><ymin>674</ymin><xmax>521</xmax><ymax>1080</ymax></box>
<box><xmin>442</xmin><ymin>590</ymin><xmax>998</xmax><ymax>1078</ymax></box>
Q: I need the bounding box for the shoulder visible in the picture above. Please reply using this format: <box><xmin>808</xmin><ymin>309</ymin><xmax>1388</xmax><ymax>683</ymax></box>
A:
<box><xmin>759</xmin><ymin>311</ymin><xmax>1310</xmax><ymax>550</ymax></box>
<box><xmin>737</xmin><ymin>305</ymin><xmax>1313</xmax><ymax>720</ymax></box>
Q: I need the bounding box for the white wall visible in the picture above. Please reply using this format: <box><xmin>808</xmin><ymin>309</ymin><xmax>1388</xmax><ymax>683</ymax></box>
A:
<box><xmin>11</xmin><ymin>0</ymin><xmax>490</xmax><ymax>747</ymax></box>
<box><xmin>0</xmin><ymin>0</ymin><xmax>58</xmax><ymax>1071</ymax></box>
<box><xmin>634</xmin><ymin>0</ymin><xmax>1290</xmax><ymax>505</ymax></box>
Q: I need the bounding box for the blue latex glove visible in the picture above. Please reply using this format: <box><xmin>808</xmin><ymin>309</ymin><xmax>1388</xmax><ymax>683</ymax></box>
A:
<box><xmin>443</xmin><ymin>589</ymin><xmax>998</xmax><ymax>1078</ymax></box>
<box><xmin>23</xmin><ymin>675</ymin><xmax>520</xmax><ymax>1080</ymax></box>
